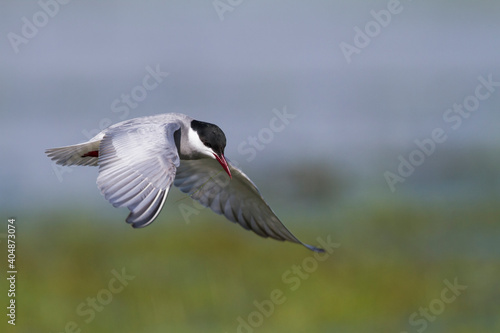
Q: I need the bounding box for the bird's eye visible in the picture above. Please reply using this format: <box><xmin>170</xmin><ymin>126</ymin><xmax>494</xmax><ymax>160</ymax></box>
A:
<box><xmin>205</xmin><ymin>142</ymin><xmax>212</xmax><ymax>148</ymax></box>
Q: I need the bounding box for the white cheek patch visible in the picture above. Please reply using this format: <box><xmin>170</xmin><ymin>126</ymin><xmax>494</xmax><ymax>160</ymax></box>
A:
<box><xmin>187</xmin><ymin>127</ymin><xmax>216</xmax><ymax>159</ymax></box>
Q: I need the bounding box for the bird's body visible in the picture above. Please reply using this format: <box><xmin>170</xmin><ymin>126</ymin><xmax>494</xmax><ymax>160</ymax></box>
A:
<box><xmin>46</xmin><ymin>113</ymin><xmax>323</xmax><ymax>252</ymax></box>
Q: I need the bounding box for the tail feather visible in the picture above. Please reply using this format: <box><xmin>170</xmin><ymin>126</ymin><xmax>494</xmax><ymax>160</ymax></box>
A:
<box><xmin>46</xmin><ymin>140</ymin><xmax>101</xmax><ymax>166</ymax></box>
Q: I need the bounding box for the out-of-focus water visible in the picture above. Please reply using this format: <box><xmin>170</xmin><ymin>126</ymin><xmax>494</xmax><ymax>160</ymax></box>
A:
<box><xmin>1</xmin><ymin>0</ymin><xmax>499</xmax><ymax>210</ymax></box>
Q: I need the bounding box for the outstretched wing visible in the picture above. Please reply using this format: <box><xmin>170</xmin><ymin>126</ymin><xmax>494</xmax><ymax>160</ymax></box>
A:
<box><xmin>174</xmin><ymin>159</ymin><xmax>323</xmax><ymax>252</ymax></box>
<box><xmin>97</xmin><ymin>122</ymin><xmax>181</xmax><ymax>228</ymax></box>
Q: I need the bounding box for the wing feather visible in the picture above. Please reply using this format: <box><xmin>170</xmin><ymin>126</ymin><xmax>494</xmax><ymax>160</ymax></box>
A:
<box><xmin>96</xmin><ymin>122</ymin><xmax>180</xmax><ymax>228</ymax></box>
<box><xmin>173</xmin><ymin>159</ymin><xmax>323</xmax><ymax>252</ymax></box>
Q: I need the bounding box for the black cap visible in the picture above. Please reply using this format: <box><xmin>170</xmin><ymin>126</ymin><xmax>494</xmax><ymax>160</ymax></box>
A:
<box><xmin>191</xmin><ymin>120</ymin><xmax>227</xmax><ymax>157</ymax></box>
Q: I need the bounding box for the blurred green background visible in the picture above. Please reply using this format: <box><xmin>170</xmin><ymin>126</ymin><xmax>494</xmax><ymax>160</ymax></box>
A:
<box><xmin>3</xmin><ymin>194</ymin><xmax>500</xmax><ymax>332</ymax></box>
<box><xmin>2</xmin><ymin>1</ymin><xmax>500</xmax><ymax>332</ymax></box>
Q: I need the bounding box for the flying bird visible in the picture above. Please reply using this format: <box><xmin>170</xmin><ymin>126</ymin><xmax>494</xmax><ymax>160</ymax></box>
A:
<box><xmin>46</xmin><ymin>113</ymin><xmax>323</xmax><ymax>252</ymax></box>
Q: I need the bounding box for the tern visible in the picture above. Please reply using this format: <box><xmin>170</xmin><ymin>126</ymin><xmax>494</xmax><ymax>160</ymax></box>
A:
<box><xmin>46</xmin><ymin>113</ymin><xmax>323</xmax><ymax>252</ymax></box>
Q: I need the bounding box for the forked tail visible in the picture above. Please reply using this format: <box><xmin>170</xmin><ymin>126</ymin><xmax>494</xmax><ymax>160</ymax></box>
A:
<box><xmin>46</xmin><ymin>140</ymin><xmax>101</xmax><ymax>166</ymax></box>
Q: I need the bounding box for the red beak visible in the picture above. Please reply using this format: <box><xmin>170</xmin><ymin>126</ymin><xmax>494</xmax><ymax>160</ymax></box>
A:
<box><xmin>214</xmin><ymin>153</ymin><xmax>232</xmax><ymax>179</ymax></box>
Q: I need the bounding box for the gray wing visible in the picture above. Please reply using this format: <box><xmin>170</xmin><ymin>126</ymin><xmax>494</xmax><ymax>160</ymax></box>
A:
<box><xmin>97</xmin><ymin>122</ymin><xmax>181</xmax><ymax>228</ymax></box>
<box><xmin>174</xmin><ymin>159</ymin><xmax>323</xmax><ymax>252</ymax></box>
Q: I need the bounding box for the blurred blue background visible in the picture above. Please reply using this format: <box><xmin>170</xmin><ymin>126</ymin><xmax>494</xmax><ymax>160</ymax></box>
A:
<box><xmin>1</xmin><ymin>1</ymin><xmax>500</xmax><ymax>332</ymax></box>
